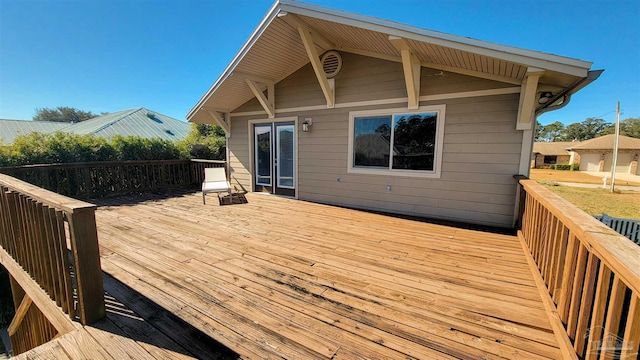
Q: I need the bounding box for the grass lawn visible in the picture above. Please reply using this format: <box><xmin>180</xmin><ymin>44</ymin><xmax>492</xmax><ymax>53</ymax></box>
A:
<box><xmin>542</xmin><ymin>184</ymin><xmax>640</xmax><ymax>219</ymax></box>
<box><xmin>531</xmin><ymin>169</ymin><xmax>640</xmax><ymax>186</ymax></box>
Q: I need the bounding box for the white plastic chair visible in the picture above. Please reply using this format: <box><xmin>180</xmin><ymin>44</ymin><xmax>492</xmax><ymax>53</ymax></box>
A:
<box><xmin>202</xmin><ymin>167</ymin><xmax>231</xmax><ymax>204</ymax></box>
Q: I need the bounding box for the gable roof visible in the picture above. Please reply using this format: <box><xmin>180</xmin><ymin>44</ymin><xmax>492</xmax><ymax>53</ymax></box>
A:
<box><xmin>0</xmin><ymin>119</ymin><xmax>71</xmax><ymax>144</ymax></box>
<box><xmin>68</xmin><ymin>108</ymin><xmax>190</xmax><ymax>140</ymax></box>
<box><xmin>187</xmin><ymin>0</ymin><xmax>598</xmax><ymax>123</ymax></box>
<box><xmin>532</xmin><ymin>142</ymin><xmax>576</xmax><ymax>156</ymax></box>
<box><xmin>0</xmin><ymin>108</ymin><xmax>190</xmax><ymax>144</ymax></box>
<box><xmin>567</xmin><ymin>134</ymin><xmax>640</xmax><ymax>151</ymax></box>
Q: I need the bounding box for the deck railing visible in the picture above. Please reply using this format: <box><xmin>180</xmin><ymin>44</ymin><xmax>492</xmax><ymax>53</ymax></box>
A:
<box><xmin>0</xmin><ymin>159</ymin><xmax>225</xmax><ymax>199</ymax></box>
<box><xmin>0</xmin><ymin>174</ymin><xmax>104</xmax><ymax>354</ymax></box>
<box><xmin>517</xmin><ymin>178</ymin><xmax>640</xmax><ymax>359</ymax></box>
<box><xmin>594</xmin><ymin>213</ymin><xmax>640</xmax><ymax>245</ymax></box>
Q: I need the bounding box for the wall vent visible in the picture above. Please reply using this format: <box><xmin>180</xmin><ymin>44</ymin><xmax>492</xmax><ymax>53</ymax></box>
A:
<box><xmin>320</xmin><ymin>51</ymin><xmax>342</xmax><ymax>78</ymax></box>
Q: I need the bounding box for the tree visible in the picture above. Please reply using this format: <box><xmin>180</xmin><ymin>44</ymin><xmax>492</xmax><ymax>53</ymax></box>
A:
<box><xmin>581</xmin><ymin>118</ymin><xmax>611</xmax><ymax>140</ymax></box>
<box><xmin>620</xmin><ymin>118</ymin><xmax>640</xmax><ymax>138</ymax></box>
<box><xmin>535</xmin><ymin>121</ymin><xmax>544</xmax><ymax>141</ymax></box>
<box><xmin>33</xmin><ymin>106</ymin><xmax>100</xmax><ymax>123</ymax></box>
<box><xmin>561</xmin><ymin>123</ymin><xmax>586</xmax><ymax>141</ymax></box>
<box><xmin>557</xmin><ymin>118</ymin><xmax>612</xmax><ymax>141</ymax></box>
<box><xmin>177</xmin><ymin>124</ymin><xmax>226</xmax><ymax>160</ymax></box>
<box><xmin>539</xmin><ymin>121</ymin><xmax>565</xmax><ymax>142</ymax></box>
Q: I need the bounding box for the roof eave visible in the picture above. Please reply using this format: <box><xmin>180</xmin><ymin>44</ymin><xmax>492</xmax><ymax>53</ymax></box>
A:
<box><xmin>186</xmin><ymin>1</ymin><xmax>283</xmax><ymax>120</ymax></box>
<box><xmin>278</xmin><ymin>0</ymin><xmax>592</xmax><ymax>76</ymax></box>
<box><xmin>187</xmin><ymin>0</ymin><xmax>595</xmax><ymax>120</ymax></box>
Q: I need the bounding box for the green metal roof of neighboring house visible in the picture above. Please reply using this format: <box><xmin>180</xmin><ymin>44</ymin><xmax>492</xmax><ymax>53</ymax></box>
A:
<box><xmin>0</xmin><ymin>119</ymin><xmax>72</xmax><ymax>144</ymax></box>
<box><xmin>66</xmin><ymin>108</ymin><xmax>190</xmax><ymax>141</ymax></box>
<box><xmin>0</xmin><ymin>108</ymin><xmax>190</xmax><ymax>144</ymax></box>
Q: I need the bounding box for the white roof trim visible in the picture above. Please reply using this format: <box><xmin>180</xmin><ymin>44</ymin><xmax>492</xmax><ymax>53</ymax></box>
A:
<box><xmin>187</xmin><ymin>0</ymin><xmax>594</xmax><ymax>120</ymax></box>
<box><xmin>278</xmin><ymin>0</ymin><xmax>592</xmax><ymax>75</ymax></box>
<box><xmin>187</xmin><ymin>1</ymin><xmax>281</xmax><ymax>119</ymax></box>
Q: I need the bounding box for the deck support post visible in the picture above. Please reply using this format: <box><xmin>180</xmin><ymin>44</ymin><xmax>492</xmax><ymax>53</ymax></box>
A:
<box><xmin>67</xmin><ymin>207</ymin><xmax>105</xmax><ymax>325</ymax></box>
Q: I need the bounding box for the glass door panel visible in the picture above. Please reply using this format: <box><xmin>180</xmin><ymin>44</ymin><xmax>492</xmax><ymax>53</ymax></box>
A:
<box><xmin>254</xmin><ymin>125</ymin><xmax>272</xmax><ymax>187</ymax></box>
<box><xmin>276</xmin><ymin>124</ymin><xmax>295</xmax><ymax>189</ymax></box>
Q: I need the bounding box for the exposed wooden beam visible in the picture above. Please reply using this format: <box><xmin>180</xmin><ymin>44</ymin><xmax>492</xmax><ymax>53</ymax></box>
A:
<box><xmin>298</xmin><ymin>26</ymin><xmax>335</xmax><ymax>108</ymax></box>
<box><xmin>388</xmin><ymin>36</ymin><xmax>421</xmax><ymax>109</ymax></box>
<box><xmin>205</xmin><ymin>108</ymin><xmax>231</xmax><ymax>135</ymax></box>
<box><xmin>279</xmin><ymin>13</ymin><xmax>334</xmax><ymax>51</ymax></box>
<box><xmin>516</xmin><ymin>67</ymin><xmax>545</xmax><ymax>130</ymax></box>
<box><xmin>246</xmin><ymin>79</ymin><xmax>275</xmax><ymax>118</ymax></box>
<box><xmin>7</xmin><ymin>295</ymin><xmax>33</xmax><ymax>336</ymax></box>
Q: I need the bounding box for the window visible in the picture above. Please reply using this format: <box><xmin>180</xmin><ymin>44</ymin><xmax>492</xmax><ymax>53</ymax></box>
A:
<box><xmin>348</xmin><ymin>105</ymin><xmax>446</xmax><ymax>178</ymax></box>
<box><xmin>543</xmin><ymin>155</ymin><xmax>557</xmax><ymax>164</ymax></box>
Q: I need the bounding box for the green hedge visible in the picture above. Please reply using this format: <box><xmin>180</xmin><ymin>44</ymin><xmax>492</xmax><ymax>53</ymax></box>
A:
<box><xmin>0</xmin><ymin>128</ymin><xmax>225</xmax><ymax>167</ymax></box>
<box><xmin>550</xmin><ymin>163</ymin><xmax>580</xmax><ymax>171</ymax></box>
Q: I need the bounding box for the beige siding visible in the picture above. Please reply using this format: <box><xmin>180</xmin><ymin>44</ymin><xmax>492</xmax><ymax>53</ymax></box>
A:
<box><xmin>228</xmin><ymin>53</ymin><xmax>522</xmax><ymax>228</ymax></box>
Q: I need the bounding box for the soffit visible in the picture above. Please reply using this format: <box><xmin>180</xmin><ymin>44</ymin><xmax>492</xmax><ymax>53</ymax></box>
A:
<box><xmin>188</xmin><ymin>1</ymin><xmax>593</xmax><ymax>119</ymax></box>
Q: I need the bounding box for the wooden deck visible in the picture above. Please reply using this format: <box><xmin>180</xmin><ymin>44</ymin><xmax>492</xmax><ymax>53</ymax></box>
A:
<box><xmin>18</xmin><ymin>190</ymin><xmax>563</xmax><ymax>359</ymax></box>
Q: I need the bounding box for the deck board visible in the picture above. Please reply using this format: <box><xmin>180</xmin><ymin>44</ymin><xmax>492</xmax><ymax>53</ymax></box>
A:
<box><xmin>91</xmin><ymin>191</ymin><xmax>561</xmax><ymax>359</ymax></box>
<box><xmin>14</xmin><ymin>190</ymin><xmax>562</xmax><ymax>359</ymax></box>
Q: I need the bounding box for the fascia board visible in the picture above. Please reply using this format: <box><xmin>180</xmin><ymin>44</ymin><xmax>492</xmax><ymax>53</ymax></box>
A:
<box><xmin>279</xmin><ymin>0</ymin><xmax>592</xmax><ymax>76</ymax></box>
<box><xmin>186</xmin><ymin>1</ymin><xmax>282</xmax><ymax>120</ymax></box>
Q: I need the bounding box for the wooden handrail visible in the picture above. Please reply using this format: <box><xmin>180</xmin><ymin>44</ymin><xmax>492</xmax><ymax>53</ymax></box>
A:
<box><xmin>0</xmin><ymin>173</ymin><xmax>104</xmax><ymax>354</ymax></box>
<box><xmin>517</xmin><ymin>178</ymin><xmax>640</xmax><ymax>359</ymax></box>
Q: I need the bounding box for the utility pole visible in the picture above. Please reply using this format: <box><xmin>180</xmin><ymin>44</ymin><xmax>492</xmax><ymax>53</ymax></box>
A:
<box><xmin>611</xmin><ymin>101</ymin><xmax>620</xmax><ymax>193</ymax></box>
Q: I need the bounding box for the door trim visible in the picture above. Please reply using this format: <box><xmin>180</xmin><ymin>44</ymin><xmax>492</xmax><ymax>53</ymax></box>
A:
<box><xmin>248</xmin><ymin>116</ymin><xmax>299</xmax><ymax>199</ymax></box>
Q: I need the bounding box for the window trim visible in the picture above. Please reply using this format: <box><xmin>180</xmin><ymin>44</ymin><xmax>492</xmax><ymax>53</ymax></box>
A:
<box><xmin>347</xmin><ymin>105</ymin><xmax>446</xmax><ymax>178</ymax></box>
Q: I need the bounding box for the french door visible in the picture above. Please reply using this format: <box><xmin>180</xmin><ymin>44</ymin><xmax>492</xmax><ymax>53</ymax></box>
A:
<box><xmin>254</xmin><ymin>122</ymin><xmax>295</xmax><ymax>196</ymax></box>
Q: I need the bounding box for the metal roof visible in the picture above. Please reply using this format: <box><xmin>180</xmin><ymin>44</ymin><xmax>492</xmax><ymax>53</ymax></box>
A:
<box><xmin>0</xmin><ymin>108</ymin><xmax>190</xmax><ymax>144</ymax></box>
<box><xmin>187</xmin><ymin>0</ymin><xmax>597</xmax><ymax>123</ymax></box>
<box><xmin>0</xmin><ymin>119</ymin><xmax>71</xmax><ymax>144</ymax></box>
<box><xmin>68</xmin><ymin>108</ymin><xmax>190</xmax><ymax>141</ymax></box>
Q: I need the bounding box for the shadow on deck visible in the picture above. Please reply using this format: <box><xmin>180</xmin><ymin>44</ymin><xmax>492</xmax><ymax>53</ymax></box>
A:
<box><xmin>13</xmin><ymin>271</ymin><xmax>238</xmax><ymax>359</ymax></box>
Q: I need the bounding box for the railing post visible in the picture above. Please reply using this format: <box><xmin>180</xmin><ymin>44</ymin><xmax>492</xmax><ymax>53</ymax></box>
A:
<box><xmin>513</xmin><ymin>175</ymin><xmax>528</xmax><ymax>230</ymax></box>
<box><xmin>66</xmin><ymin>206</ymin><xmax>105</xmax><ymax>325</ymax></box>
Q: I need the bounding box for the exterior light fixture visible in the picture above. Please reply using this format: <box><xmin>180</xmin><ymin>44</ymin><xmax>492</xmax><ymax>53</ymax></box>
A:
<box><xmin>538</xmin><ymin>92</ymin><xmax>553</xmax><ymax>104</ymax></box>
<box><xmin>302</xmin><ymin>118</ymin><xmax>312</xmax><ymax>132</ymax></box>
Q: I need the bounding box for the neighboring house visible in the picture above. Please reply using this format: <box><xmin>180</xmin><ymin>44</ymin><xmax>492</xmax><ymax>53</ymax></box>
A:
<box><xmin>187</xmin><ymin>0</ymin><xmax>600</xmax><ymax>228</ymax></box>
<box><xmin>531</xmin><ymin>142</ymin><xmax>579</xmax><ymax>168</ymax></box>
<box><xmin>567</xmin><ymin>134</ymin><xmax>640</xmax><ymax>175</ymax></box>
<box><xmin>0</xmin><ymin>119</ymin><xmax>70</xmax><ymax>144</ymax></box>
<box><xmin>0</xmin><ymin>108</ymin><xmax>190</xmax><ymax>144</ymax></box>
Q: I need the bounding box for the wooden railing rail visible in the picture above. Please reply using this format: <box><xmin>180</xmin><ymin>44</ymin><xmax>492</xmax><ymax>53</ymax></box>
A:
<box><xmin>0</xmin><ymin>159</ymin><xmax>226</xmax><ymax>199</ymax></box>
<box><xmin>0</xmin><ymin>174</ymin><xmax>104</xmax><ymax>354</ymax></box>
<box><xmin>516</xmin><ymin>178</ymin><xmax>640</xmax><ymax>359</ymax></box>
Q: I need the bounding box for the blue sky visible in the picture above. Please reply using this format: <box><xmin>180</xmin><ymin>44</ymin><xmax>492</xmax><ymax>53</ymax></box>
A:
<box><xmin>1</xmin><ymin>0</ymin><xmax>638</xmax><ymax>126</ymax></box>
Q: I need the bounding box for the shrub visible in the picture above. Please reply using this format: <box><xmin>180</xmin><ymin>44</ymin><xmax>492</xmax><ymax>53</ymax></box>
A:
<box><xmin>0</xmin><ymin>126</ymin><xmax>226</xmax><ymax>167</ymax></box>
<box><xmin>0</xmin><ymin>132</ymin><xmax>185</xmax><ymax>167</ymax></box>
<box><xmin>550</xmin><ymin>164</ymin><xmax>579</xmax><ymax>171</ymax></box>
<box><xmin>176</xmin><ymin>124</ymin><xmax>226</xmax><ymax>160</ymax></box>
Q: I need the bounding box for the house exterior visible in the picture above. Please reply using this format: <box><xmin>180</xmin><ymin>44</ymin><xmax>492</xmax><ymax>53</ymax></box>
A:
<box><xmin>531</xmin><ymin>141</ymin><xmax>579</xmax><ymax>168</ymax></box>
<box><xmin>187</xmin><ymin>0</ymin><xmax>601</xmax><ymax>228</ymax></box>
<box><xmin>568</xmin><ymin>134</ymin><xmax>640</xmax><ymax>174</ymax></box>
<box><xmin>0</xmin><ymin>108</ymin><xmax>190</xmax><ymax>144</ymax></box>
